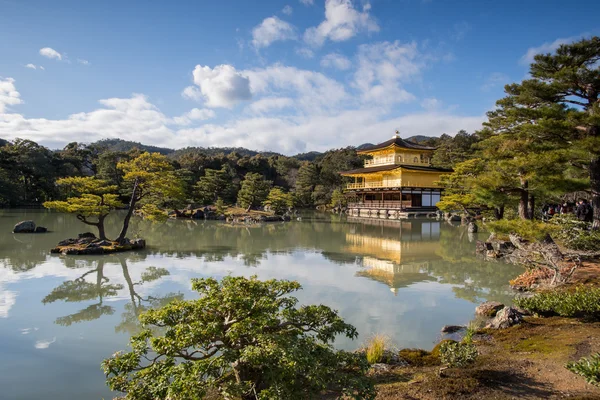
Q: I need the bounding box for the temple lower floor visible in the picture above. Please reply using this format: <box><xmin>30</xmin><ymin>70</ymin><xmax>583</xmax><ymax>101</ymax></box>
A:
<box><xmin>346</xmin><ymin>188</ymin><xmax>441</xmax><ymax>219</ymax></box>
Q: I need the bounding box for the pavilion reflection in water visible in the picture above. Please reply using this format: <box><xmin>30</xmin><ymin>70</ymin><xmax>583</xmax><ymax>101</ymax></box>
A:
<box><xmin>346</xmin><ymin>218</ymin><xmax>441</xmax><ymax>294</ymax></box>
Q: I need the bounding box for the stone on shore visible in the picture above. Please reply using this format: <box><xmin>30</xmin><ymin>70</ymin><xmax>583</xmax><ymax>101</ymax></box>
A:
<box><xmin>13</xmin><ymin>220</ymin><xmax>37</xmax><ymax>233</ymax></box>
<box><xmin>485</xmin><ymin>306</ymin><xmax>524</xmax><ymax>329</ymax></box>
<box><xmin>475</xmin><ymin>301</ymin><xmax>505</xmax><ymax>317</ymax></box>
<box><xmin>441</xmin><ymin>325</ymin><xmax>465</xmax><ymax>334</ymax></box>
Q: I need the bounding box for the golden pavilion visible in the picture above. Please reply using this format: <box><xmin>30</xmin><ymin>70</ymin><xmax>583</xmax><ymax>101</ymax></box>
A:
<box><xmin>341</xmin><ymin>132</ymin><xmax>452</xmax><ymax>219</ymax></box>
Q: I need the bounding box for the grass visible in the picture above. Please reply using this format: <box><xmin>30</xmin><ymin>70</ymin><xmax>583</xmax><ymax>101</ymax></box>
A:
<box><xmin>364</xmin><ymin>334</ymin><xmax>391</xmax><ymax>364</ymax></box>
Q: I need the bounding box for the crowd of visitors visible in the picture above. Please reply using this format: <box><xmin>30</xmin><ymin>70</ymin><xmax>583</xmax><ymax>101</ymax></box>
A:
<box><xmin>542</xmin><ymin>200</ymin><xmax>593</xmax><ymax>222</ymax></box>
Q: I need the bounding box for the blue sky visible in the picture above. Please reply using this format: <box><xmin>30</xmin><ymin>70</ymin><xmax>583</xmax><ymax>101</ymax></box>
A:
<box><xmin>0</xmin><ymin>0</ymin><xmax>599</xmax><ymax>154</ymax></box>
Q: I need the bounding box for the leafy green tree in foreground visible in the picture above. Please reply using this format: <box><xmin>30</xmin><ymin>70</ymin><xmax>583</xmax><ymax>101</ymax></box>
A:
<box><xmin>263</xmin><ymin>187</ymin><xmax>294</xmax><ymax>215</ymax></box>
<box><xmin>236</xmin><ymin>172</ymin><xmax>272</xmax><ymax>211</ymax></box>
<box><xmin>102</xmin><ymin>276</ymin><xmax>375</xmax><ymax>400</ymax></box>
<box><xmin>44</xmin><ymin>177</ymin><xmax>123</xmax><ymax>240</ymax></box>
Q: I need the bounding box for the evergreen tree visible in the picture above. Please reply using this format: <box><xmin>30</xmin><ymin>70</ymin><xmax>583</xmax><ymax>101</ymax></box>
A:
<box><xmin>237</xmin><ymin>172</ymin><xmax>272</xmax><ymax>210</ymax></box>
<box><xmin>263</xmin><ymin>187</ymin><xmax>294</xmax><ymax>215</ymax></box>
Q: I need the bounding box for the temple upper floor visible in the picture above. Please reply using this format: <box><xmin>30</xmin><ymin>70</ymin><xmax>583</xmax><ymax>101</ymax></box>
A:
<box><xmin>358</xmin><ymin>133</ymin><xmax>436</xmax><ymax>168</ymax></box>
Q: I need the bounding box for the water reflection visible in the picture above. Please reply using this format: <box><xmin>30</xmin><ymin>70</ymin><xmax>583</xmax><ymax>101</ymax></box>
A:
<box><xmin>0</xmin><ymin>210</ymin><xmax>524</xmax><ymax>399</ymax></box>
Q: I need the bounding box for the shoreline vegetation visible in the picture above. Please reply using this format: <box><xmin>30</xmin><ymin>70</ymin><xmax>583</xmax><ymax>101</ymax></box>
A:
<box><xmin>2</xmin><ymin>37</ymin><xmax>600</xmax><ymax>399</ymax></box>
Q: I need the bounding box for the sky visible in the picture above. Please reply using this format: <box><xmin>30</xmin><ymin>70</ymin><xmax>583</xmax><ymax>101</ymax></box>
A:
<box><xmin>0</xmin><ymin>0</ymin><xmax>599</xmax><ymax>155</ymax></box>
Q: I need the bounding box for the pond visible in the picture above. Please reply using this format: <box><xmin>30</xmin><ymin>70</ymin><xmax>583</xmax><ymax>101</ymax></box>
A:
<box><xmin>0</xmin><ymin>210</ymin><xmax>522</xmax><ymax>399</ymax></box>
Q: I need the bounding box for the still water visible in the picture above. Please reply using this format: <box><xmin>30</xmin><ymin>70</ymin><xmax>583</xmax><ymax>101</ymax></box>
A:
<box><xmin>0</xmin><ymin>210</ymin><xmax>522</xmax><ymax>399</ymax></box>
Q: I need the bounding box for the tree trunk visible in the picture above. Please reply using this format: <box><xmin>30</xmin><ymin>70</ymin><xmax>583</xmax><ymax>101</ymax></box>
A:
<box><xmin>518</xmin><ymin>179</ymin><xmax>529</xmax><ymax>220</ymax></box>
<box><xmin>117</xmin><ymin>179</ymin><xmax>139</xmax><ymax>242</ymax></box>
<box><xmin>494</xmin><ymin>205</ymin><xmax>505</xmax><ymax>220</ymax></box>
<box><xmin>528</xmin><ymin>195</ymin><xmax>535</xmax><ymax>220</ymax></box>
<box><xmin>591</xmin><ymin>156</ymin><xmax>600</xmax><ymax>230</ymax></box>
<box><xmin>97</xmin><ymin>215</ymin><xmax>107</xmax><ymax>241</ymax></box>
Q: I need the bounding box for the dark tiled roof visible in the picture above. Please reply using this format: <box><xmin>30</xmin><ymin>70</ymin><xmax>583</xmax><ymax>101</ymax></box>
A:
<box><xmin>357</xmin><ymin>137</ymin><xmax>436</xmax><ymax>153</ymax></box>
<box><xmin>341</xmin><ymin>164</ymin><xmax>452</xmax><ymax>175</ymax></box>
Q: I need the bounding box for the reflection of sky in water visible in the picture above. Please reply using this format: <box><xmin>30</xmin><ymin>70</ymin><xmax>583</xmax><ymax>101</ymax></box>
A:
<box><xmin>0</xmin><ymin>210</ymin><xmax>523</xmax><ymax>399</ymax></box>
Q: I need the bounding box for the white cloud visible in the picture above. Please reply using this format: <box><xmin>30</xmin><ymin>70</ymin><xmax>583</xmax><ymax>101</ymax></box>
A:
<box><xmin>282</xmin><ymin>5</ymin><xmax>293</xmax><ymax>15</ymax></box>
<box><xmin>247</xmin><ymin>97</ymin><xmax>295</xmax><ymax>115</ymax></box>
<box><xmin>25</xmin><ymin>64</ymin><xmax>37</xmax><ymax>70</ymax></box>
<box><xmin>520</xmin><ymin>36</ymin><xmax>581</xmax><ymax>65</ymax></box>
<box><xmin>481</xmin><ymin>72</ymin><xmax>510</xmax><ymax>91</ymax></box>
<box><xmin>77</xmin><ymin>59</ymin><xmax>90</xmax><ymax>66</ymax></box>
<box><xmin>0</xmin><ymin>77</ymin><xmax>23</xmax><ymax>113</ymax></box>
<box><xmin>40</xmin><ymin>66</ymin><xmax>45</xmax><ymax>70</ymax></box>
<box><xmin>296</xmin><ymin>47</ymin><xmax>314</xmax><ymax>58</ymax></box>
<box><xmin>172</xmin><ymin>108</ymin><xmax>216</xmax><ymax>125</ymax></box>
<box><xmin>39</xmin><ymin>47</ymin><xmax>62</xmax><ymax>60</ymax></box>
<box><xmin>420</xmin><ymin>97</ymin><xmax>440</xmax><ymax>111</ymax></box>
<box><xmin>0</xmin><ymin>287</ymin><xmax>16</xmax><ymax>318</ymax></box>
<box><xmin>321</xmin><ymin>52</ymin><xmax>352</xmax><ymax>70</ymax></box>
<box><xmin>252</xmin><ymin>16</ymin><xmax>297</xmax><ymax>48</ymax></box>
<box><xmin>244</xmin><ymin>64</ymin><xmax>347</xmax><ymax>114</ymax></box>
<box><xmin>304</xmin><ymin>0</ymin><xmax>379</xmax><ymax>47</ymax></box>
<box><xmin>34</xmin><ymin>337</ymin><xmax>56</xmax><ymax>349</ymax></box>
<box><xmin>300</xmin><ymin>0</ymin><xmax>314</xmax><ymax>5</ymax></box>
<box><xmin>353</xmin><ymin>41</ymin><xmax>423</xmax><ymax>105</ymax></box>
<box><xmin>0</xmin><ymin>64</ymin><xmax>486</xmax><ymax>155</ymax></box>
<box><xmin>189</xmin><ymin>64</ymin><xmax>252</xmax><ymax>108</ymax></box>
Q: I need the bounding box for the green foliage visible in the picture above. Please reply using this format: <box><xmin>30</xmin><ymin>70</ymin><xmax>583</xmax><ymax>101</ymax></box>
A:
<box><xmin>431</xmin><ymin>130</ymin><xmax>480</xmax><ymax>169</ymax></box>
<box><xmin>263</xmin><ymin>187</ymin><xmax>294</xmax><ymax>215</ymax></box>
<box><xmin>439</xmin><ymin>341</ymin><xmax>478</xmax><ymax>368</ymax></box>
<box><xmin>550</xmin><ymin>215</ymin><xmax>600</xmax><ymax>251</ymax></box>
<box><xmin>43</xmin><ymin>177</ymin><xmax>123</xmax><ymax>239</ymax></box>
<box><xmin>329</xmin><ymin>188</ymin><xmax>347</xmax><ymax>209</ymax></box>
<box><xmin>566</xmin><ymin>353</ymin><xmax>600</xmax><ymax>387</ymax></box>
<box><xmin>214</xmin><ymin>198</ymin><xmax>226</xmax><ymax>215</ymax></box>
<box><xmin>514</xmin><ymin>286</ymin><xmax>600</xmax><ymax>319</ymax></box>
<box><xmin>237</xmin><ymin>172</ymin><xmax>272</xmax><ymax>209</ymax></box>
<box><xmin>195</xmin><ymin>166</ymin><xmax>236</xmax><ymax>205</ymax></box>
<box><xmin>102</xmin><ymin>276</ymin><xmax>375</xmax><ymax>400</ymax></box>
<box><xmin>485</xmin><ymin>219</ymin><xmax>557</xmax><ymax>241</ymax></box>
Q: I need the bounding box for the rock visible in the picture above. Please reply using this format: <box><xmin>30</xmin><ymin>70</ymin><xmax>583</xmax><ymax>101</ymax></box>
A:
<box><xmin>485</xmin><ymin>306</ymin><xmax>524</xmax><ymax>329</ymax></box>
<box><xmin>369</xmin><ymin>363</ymin><xmax>393</xmax><ymax>373</ymax></box>
<box><xmin>492</xmin><ymin>241</ymin><xmax>515</xmax><ymax>253</ymax></box>
<box><xmin>13</xmin><ymin>220</ymin><xmax>36</xmax><ymax>233</ymax></box>
<box><xmin>34</xmin><ymin>226</ymin><xmax>47</xmax><ymax>233</ymax></box>
<box><xmin>95</xmin><ymin>239</ymin><xmax>113</xmax><ymax>247</ymax></box>
<box><xmin>475</xmin><ymin>241</ymin><xmax>494</xmax><ymax>254</ymax></box>
<box><xmin>467</xmin><ymin>222</ymin><xmax>478</xmax><ymax>233</ymax></box>
<box><xmin>131</xmin><ymin>238</ymin><xmax>146</xmax><ymax>249</ymax></box>
<box><xmin>78</xmin><ymin>232</ymin><xmax>96</xmax><ymax>239</ymax></box>
<box><xmin>191</xmin><ymin>209</ymin><xmax>204</xmax><ymax>219</ymax></box>
<box><xmin>475</xmin><ymin>301</ymin><xmax>505</xmax><ymax>317</ymax></box>
<box><xmin>77</xmin><ymin>237</ymin><xmax>96</xmax><ymax>244</ymax></box>
<box><xmin>441</xmin><ymin>325</ymin><xmax>465</xmax><ymax>334</ymax></box>
<box><xmin>58</xmin><ymin>238</ymin><xmax>77</xmax><ymax>246</ymax></box>
<box><xmin>447</xmin><ymin>214</ymin><xmax>461</xmax><ymax>222</ymax></box>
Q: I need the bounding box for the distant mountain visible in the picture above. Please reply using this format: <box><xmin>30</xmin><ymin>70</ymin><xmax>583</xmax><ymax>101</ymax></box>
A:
<box><xmin>90</xmin><ymin>139</ymin><xmax>283</xmax><ymax>158</ymax></box>
<box><xmin>0</xmin><ymin>138</ymin><xmax>7</xmax><ymax>147</ymax></box>
<box><xmin>91</xmin><ymin>139</ymin><xmax>174</xmax><ymax>155</ymax></box>
<box><xmin>405</xmin><ymin>135</ymin><xmax>438</xmax><ymax>144</ymax></box>
<box><xmin>292</xmin><ymin>151</ymin><xmax>323</xmax><ymax>161</ymax></box>
<box><xmin>356</xmin><ymin>143</ymin><xmax>374</xmax><ymax>150</ymax></box>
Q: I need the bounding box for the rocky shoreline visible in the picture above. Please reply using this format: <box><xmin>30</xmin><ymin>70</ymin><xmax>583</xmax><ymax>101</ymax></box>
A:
<box><xmin>50</xmin><ymin>232</ymin><xmax>146</xmax><ymax>255</ymax></box>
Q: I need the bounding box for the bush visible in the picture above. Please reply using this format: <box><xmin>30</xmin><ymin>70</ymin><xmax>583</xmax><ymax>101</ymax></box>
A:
<box><xmin>514</xmin><ymin>286</ymin><xmax>600</xmax><ymax>319</ymax></box>
<box><xmin>566</xmin><ymin>353</ymin><xmax>600</xmax><ymax>386</ymax></box>
<box><xmin>102</xmin><ymin>276</ymin><xmax>376</xmax><ymax>400</ymax></box>
<box><xmin>550</xmin><ymin>215</ymin><xmax>600</xmax><ymax>251</ymax></box>
<box><xmin>363</xmin><ymin>334</ymin><xmax>389</xmax><ymax>364</ymax></box>
<box><xmin>439</xmin><ymin>341</ymin><xmax>478</xmax><ymax>368</ymax></box>
<box><xmin>486</xmin><ymin>219</ymin><xmax>557</xmax><ymax>241</ymax></box>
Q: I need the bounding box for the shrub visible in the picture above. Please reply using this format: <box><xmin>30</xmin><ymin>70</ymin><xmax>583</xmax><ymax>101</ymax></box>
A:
<box><xmin>550</xmin><ymin>215</ymin><xmax>600</xmax><ymax>251</ymax></box>
<box><xmin>514</xmin><ymin>286</ymin><xmax>600</xmax><ymax>319</ymax></box>
<box><xmin>364</xmin><ymin>334</ymin><xmax>389</xmax><ymax>364</ymax></box>
<box><xmin>439</xmin><ymin>341</ymin><xmax>478</xmax><ymax>368</ymax></box>
<box><xmin>566</xmin><ymin>353</ymin><xmax>600</xmax><ymax>386</ymax></box>
<box><xmin>102</xmin><ymin>276</ymin><xmax>376</xmax><ymax>400</ymax></box>
<box><xmin>486</xmin><ymin>219</ymin><xmax>557</xmax><ymax>241</ymax></box>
